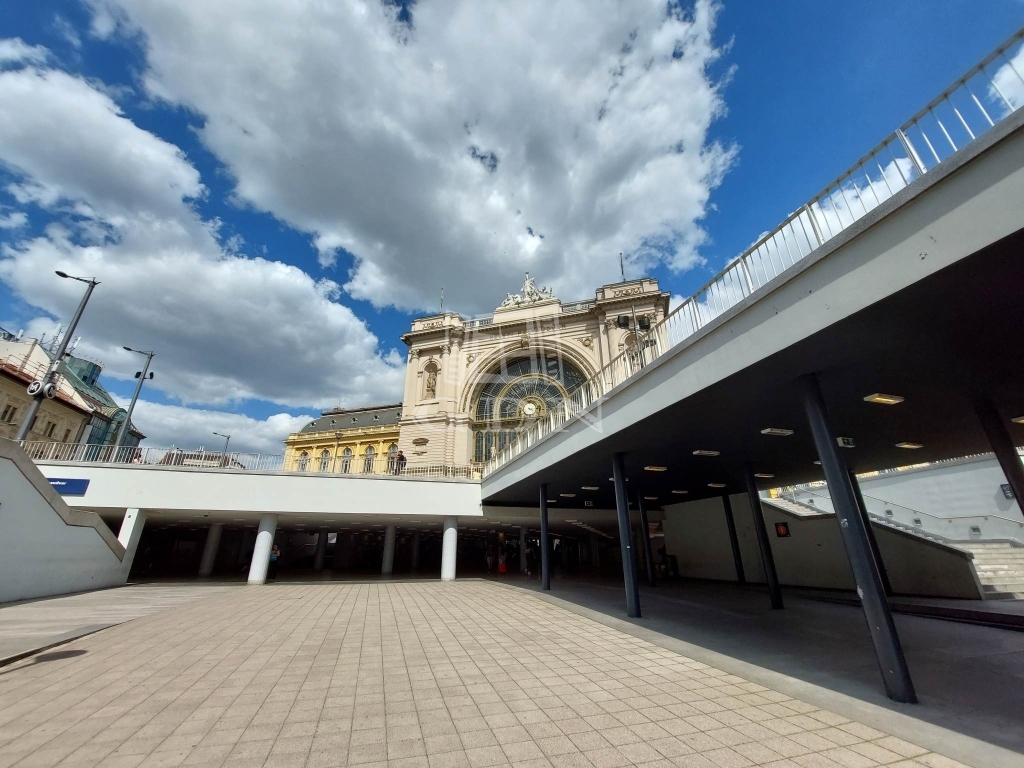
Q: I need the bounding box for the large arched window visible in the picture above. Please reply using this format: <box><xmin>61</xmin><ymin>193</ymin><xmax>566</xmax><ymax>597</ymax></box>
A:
<box><xmin>471</xmin><ymin>355</ymin><xmax>586</xmax><ymax>462</ymax></box>
<box><xmin>386</xmin><ymin>444</ymin><xmax>399</xmax><ymax>473</ymax></box>
<box><xmin>297</xmin><ymin>450</ymin><xmax>310</xmax><ymax>471</ymax></box>
<box><xmin>340</xmin><ymin>447</ymin><xmax>353</xmax><ymax>473</ymax></box>
<box><xmin>318</xmin><ymin>449</ymin><xmax>331</xmax><ymax>472</ymax></box>
<box><xmin>363</xmin><ymin>445</ymin><xmax>376</xmax><ymax>473</ymax></box>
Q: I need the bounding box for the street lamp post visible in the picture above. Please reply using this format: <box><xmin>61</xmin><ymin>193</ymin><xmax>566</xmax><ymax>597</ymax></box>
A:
<box><xmin>15</xmin><ymin>272</ymin><xmax>99</xmax><ymax>442</ymax></box>
<box><xmin>213</xmin><ymin>431</ymin><xmax>231</xmax><ymax>466</ymax></box>
<box><xmin>114</xmin><ymin>347</ymin><xmax>155</xmax><ymax>452</ymax></box>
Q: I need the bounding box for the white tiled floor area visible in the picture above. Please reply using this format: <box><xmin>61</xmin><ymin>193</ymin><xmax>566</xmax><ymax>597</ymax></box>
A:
<box><xmin>0</xmin><ymin>583</ymin><xmax>967</xmax><ymax>768</ymax></box>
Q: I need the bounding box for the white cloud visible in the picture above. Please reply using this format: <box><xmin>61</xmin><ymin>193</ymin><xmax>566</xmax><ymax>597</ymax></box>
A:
<box><xmin>0</xmin><ymin>38</ymin><xmax>49</xmax><ymax>66</ymax></box>
<box><xmin>0</xmin><ymin>211</ymin><xmax>27</xmax><ymax>229</ymax></box>
<box><xmin>130</xmin><ymin>400</ymin><xmax>310</xmax><ymax>453</ymax></box>
<box><xmin>89</xmin><ymin>0</ymin><xmax>735</xmax><ymax>313</ymax></box>
<box><xmin>991</xmin><ymin>43</ymin><xmax>1024</xmax><ymax>112</ymax></box>
<box><xmin>0</xmin><ymin>55</ymin><xmax>404</xmax><ymax>434</ymax></box>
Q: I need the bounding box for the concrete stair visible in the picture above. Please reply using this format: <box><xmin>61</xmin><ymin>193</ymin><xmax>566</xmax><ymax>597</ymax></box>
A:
<box><xmin>763</xmin><ymin>497</ymin><xmax>828</xmax><ymax>518</ymax></box>
<box><xmin>955</xmin><ymin>542</ymin><xmax>1024</xmax><ymax>599</ymax></box>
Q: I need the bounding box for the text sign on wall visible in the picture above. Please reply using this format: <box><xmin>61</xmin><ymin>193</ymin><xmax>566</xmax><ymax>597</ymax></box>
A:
<box><xmin>47</xmin><ymin>478</ymin><xmax>90</xmax><ymax>496</ymax></box>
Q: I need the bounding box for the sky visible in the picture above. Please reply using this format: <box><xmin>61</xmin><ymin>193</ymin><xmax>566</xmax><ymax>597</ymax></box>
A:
<box><xmin>1</xmin><ymin>1</ymin><xmax>1022</xmax><ymax>453</ymax></box>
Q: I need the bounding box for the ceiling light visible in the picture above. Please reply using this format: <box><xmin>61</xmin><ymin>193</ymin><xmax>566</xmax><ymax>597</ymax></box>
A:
<box><xmin>813</xmin><ymin>460</ymin><xmax>821</xmax><ymax>465</ymax></box>
<box><xmin>760</xmin><ymin>427</ymin><xmax>794</xmax><ymax>436</ymax></box>
<box><xmin>1012</xmin><ymin>416</ymin><xmax>1024</xmax><ymax>424</ymax></box>
<box><xmin>582</xmin><ymin>486</ymin><xmax>599</xmax><ymax>491</ymax></box>
<box><xmin>608</xmin><ymin>477</ymin><xmax>629</xmax><ymax>482</ymax></box>
<box><xmin>671</xmin><ymin>490</ymin><xmax>688</xmax><ymax>494</ymax></box>
<box><xmin>547</xmin><ymin>499</ymin><xmax>557</xmax><ymax>503</ymax></box>
<box><xmin>566</xmin><ymin>519</ymin><xmax>578</xmax><ymax>523</ymax></box>
<box><xmin>754</xmin><ymin>473</ymin><xmax>775</xmax><ymax>479</ymax></box>
<box><xmin>708</xmin><ymin>483</ymin><xmax>726</xmax><ymax>488</ymax></box>
<box><xmin>693</xmin><ymin>450</ymin><xmax>719</xmax><ymax>457</ymax></box>
<box><xmin>644</xmin><ymin>466</ymin><xmax>667</xmax><ymax>471</ymax></box>
<box><xmin>560</xmin><ymin>493</ymin><xmax>576</xmax><ymax>498</ymax></box>
<box><xmin>864</xmin><ymin>393</ymin><xmax>904</xmax><ymax>405</ymax></box>
<box><xmin>896</xmin><ymin>442</ymin><xmax>923</xmax><ymax>449</ymax></box>
<box><xmin>644</xmin><ymin>496</ymin><xmax>658</xmax><ymax>500</ymax></box>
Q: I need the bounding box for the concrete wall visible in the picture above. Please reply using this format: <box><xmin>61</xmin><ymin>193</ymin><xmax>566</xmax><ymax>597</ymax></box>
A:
<box><xmin>0</xmin><ymin>440</ymin><xmax>127</xmax><ymax>604</ymax></box>
<box><xmin>30</xmin><ymin>461</ymin><xmax>484</xmax><ymax>519</ymax></box>
<box><xmin>663</xmin><ymin>493</ymin><xmax>982</xmax><ymax>599</ymax></box>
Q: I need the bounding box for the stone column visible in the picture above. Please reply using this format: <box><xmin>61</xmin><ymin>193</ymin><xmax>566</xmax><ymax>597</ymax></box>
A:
<box><xmin>441</xmin><ymin>517</ymin><xmax>458</xmax><ymax>581</ymax></box>
<box><xmin>313</xmin><ymin>528</ymin><xmax>328</xmax><ymax>572</ymax></box>
<box><xmin>198</xmin><ymin>523</ymin><xmax>223</xmax><ymax>577</ymax></box>
<box><xmin>117</xmin><ymin>508</ymin><xmax>147</xmax><ymax>580</ymax></box>
<box><xmin>382</xmin><ymin>525</ymin><xmax>397</xmax><ymax>575</ymax></box>
<box><xmin>411</xmin><ymin>531</ymin><xmax>421</xmax><ymax>570</ymax></box>
<box><xmin>248</xmin><ymin>513</ymin><xmax>278</xmax><ymax>585</ymax></box>
<box><xmin>612</xmin><ymin>453</ymin><xmax>640</xmax><ymax>618</ymax></box>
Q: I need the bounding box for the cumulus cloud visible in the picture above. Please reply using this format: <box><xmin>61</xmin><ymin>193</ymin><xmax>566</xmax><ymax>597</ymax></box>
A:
<box><xmin>0</xmin><ymin>53</ymin><xmax>404</xmax><ymax>425</ymax></box>
<box><xmin>130</xmin><ymin>400</ymin><xmax>311</xmax><ymax>453</ymax></box>
<box><xmin>0</xmin><ymin>38</ymin><xmax>49</xmax><ymax>66</ymax></box>
<box><xmin>0</xmin><ymin>211</ymin><xmax>27</xmax><ymax>229</ymax></box>
<box><xmin>89</xmin><ymin>0</ymin><xmax>736</xmax><ymax>313</ymax></box>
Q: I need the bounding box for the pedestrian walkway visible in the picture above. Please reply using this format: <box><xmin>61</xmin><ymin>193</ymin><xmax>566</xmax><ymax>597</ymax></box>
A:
<box><xmin>0</xmin><ymin>584</ymin><xmax>236</xmax><ymax>662</ymax></box>
<box><xmin>0</xmin><ymin>582</ymin><xmax>993</xmax><ymax>768</ymax></box>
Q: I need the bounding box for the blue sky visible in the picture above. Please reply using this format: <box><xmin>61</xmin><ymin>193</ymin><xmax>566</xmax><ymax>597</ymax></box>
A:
<box><xmin>1</xmin><ymin>1</ymin><xmax>1022</xmax><ymax>451</ymax></box>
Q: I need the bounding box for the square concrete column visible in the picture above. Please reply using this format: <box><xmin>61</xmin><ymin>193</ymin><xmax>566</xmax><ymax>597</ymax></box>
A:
<box><xmin>612</xmin><ymin>453</ymin><xmax>641</xmax><ymax>618</ymax></box>
<box><xmin>539</xmin><ymin>485</ymin><xmax>551</xmax><ymax>590</ymax></box>
<box><xmin>198</xmin><ymin>523</ymin><xmax>223</xmax><ymax>577</ymax></box>
<box><xmin>117</xmin><ymin>508</ymin><xmax>147</xmax><ymax>580</ymax></box>
<box><xmin>382</xmin><ymin>525</ymin><xmax>397</xmax><ymax>575</ymax></box>
<box><xmin>411</xmin><ymin>531</ymin><xmax>421</xmax><ymax>571</ymax></box>
<box><xmin>519</xmin><ymin>527</ymin><xmax>528</xmax><ymax>572</ymax></box>
<box><xmin>590</xmin><ymin>532</ymin><xmax>600</xmax><ymax>571</ymax></box>
<box><xmin>248</xmin><ymin>513</ymin><xmax>278</xmax><ymax>585</ymax></box>
<box><xmin>441</xmin><ymin>517</ymin><xmax>458</xmax><ymax>581</ymax></box>
<box><xmin>721</xmin><ymin>494</ymin><xmax>746</xmax><ymax>583</ymax></box>
<box><xmin>637</xmin><ymin>494</ymin><xmax>656</xmax><ymax>587</ymax></box>
<box><xmin>313</xmin><ymin>528</ymin><xmax>328</xmax><ymax>572</ymax></box>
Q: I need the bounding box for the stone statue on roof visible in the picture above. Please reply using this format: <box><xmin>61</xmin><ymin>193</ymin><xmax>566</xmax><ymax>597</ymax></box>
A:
<box><xmin>499</xmin><ymin>272</ymin><xmax>556</xmax><ymax>308</ymax></box>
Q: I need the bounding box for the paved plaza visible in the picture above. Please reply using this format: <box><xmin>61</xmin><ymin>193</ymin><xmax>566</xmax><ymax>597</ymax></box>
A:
<box><xmin>0</xmin><ymin>582</ymin><xmax>983</xmax><ymax>768</ymax></box>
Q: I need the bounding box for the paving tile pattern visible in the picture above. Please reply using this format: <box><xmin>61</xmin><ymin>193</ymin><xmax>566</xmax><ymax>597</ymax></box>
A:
<box><xmin>0</xmin><ymin>583</ymin><xmax>969</xmax><ymax>768</ymax></box>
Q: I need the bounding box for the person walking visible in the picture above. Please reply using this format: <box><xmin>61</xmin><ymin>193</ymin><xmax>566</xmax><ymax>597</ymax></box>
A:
<box><xmin>524</xmin><ymin>541</ymin><xmax>535</xmax><ymax>578</ymax></box>
<box><xmin>268</xmin><ymin>543</ymin><xmax>281</xmax><ymax>580</ymax></box>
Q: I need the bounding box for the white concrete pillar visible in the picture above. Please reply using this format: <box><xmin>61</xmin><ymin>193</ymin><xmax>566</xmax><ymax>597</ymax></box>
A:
<box><xmin>519</xmin><ymin>527</ymin><xmax>527</xmax><ymax>572</ymax></box>
<box><xmin>117</xmin><ymin>508</ymin><xmax>147</xmax><ymax>580</ymax></box>
<box><xmin>382</xmin><ymin>525</ymin><xmax>397</xmax><ymax>575</ymax></box>
<box><xmin>441</xmin><ymin>517</ymin><xmax>458</xmax><ymax>582</ymax></box>
<box><xmin>313</xmin><ymin>528</ymin><xmax>328</xmax><ymax>572</ymax></box>
<box><xmin>248</xmin><ymin>514</ymin><xmax>278</xmax><ymax>585</ymax></box>
<box><xmin>198</xmin><ymin>523</ymin><xmax>223</xmax><ymax>577</ymax></box>
<box><xmin>411</xmin><ymin>531</ymin><xmax>420</xmax><ymax>570</ymax></box>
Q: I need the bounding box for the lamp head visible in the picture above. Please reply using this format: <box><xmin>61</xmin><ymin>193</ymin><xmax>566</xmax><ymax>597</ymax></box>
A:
<box><xmin>55</xmin><ymin>271</ymin><xmax>69</xmax><ymax>278</ymax></box>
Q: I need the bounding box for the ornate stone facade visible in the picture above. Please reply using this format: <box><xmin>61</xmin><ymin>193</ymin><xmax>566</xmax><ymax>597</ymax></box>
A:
<box><xmin>398</xmin><ymin>277</ymin><xmax>669</xmax><ymax>466</ymax></box>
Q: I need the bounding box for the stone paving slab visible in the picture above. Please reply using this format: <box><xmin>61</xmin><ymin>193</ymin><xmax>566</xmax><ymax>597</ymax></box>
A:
<box><xmin>0</xmin><ymin>583</ymin><xmax>974</xmax><ymax>768</ymax></box>
<box><xmin>0</xmin><ymin>585</ymin><xmax>237</xmax><ymax>662</ymax></box>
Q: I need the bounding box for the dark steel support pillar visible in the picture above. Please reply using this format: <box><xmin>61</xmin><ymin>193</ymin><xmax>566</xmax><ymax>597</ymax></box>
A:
<box><xmin>539</xmin><ymin>484</ymin><xmax>551</xmax><ymax>590</ymax></box>
<box><xmin>721</xmin><ymin>494</ymin><xmax>746</xmax><ymax>584</ymax></box>
<box><xmin>612</xmin><ymin>453</ymin><xmax>641</xmax><ymax>617</ymax></box>
<box><xmin>849</xmin><ymin>469</ymin><xmax>893</xmax><ymax>597</ymax></box>
<box><xmin>802</xmin><ymin>374</ymin><xmax>917</xmax><ymax>703</ymax></box>
<box><xmin>743</xmin><ymin>466</ymin><xmax>783</xmax><ymax>609</ymax></box>
<box><xmin>975</xmin><ymin>394</ymin><xmax>1024</xmax><ymax>518</ymax></box>
<box><xmin>637</xmin><ymin>493</ymin><xmax>656</xmax><ymax>587</ymax></box>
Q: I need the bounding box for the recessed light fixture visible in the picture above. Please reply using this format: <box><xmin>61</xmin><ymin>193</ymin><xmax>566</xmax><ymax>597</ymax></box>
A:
<box><xmin>693</xmin><ymin>450</ymin><xmax>720</xmax><ymax>457</ymax></box>
<box><xmin>671</xmin><ymin>490</ymin><xmax>688</xmax><ymax>494</ymax></box>
<box><xmin>608</xmin><ymin>477</ymin><xmax>629</xmax><ymax>482</ymax></box>
<box><xmin>896</xmin><ymin>442</ymin><xmax>923</xmax><ymax>449</ymax></box>
<box><xmin>547</xmin><ymin>499</ymin><xmax>557</xmax><ymax>503</ymax></box>
<box><xmin>760</xmin><ymin>428</ymin><xmax>794</xmax><ymax>436</ymax></box>
<box><xmin>566</xmin><ymin>519</ymin><xmax>578</xmax><ymax>523</ymax></box>
<box><xmin>582</xmin><ymin>486</ymin><xmax>599</xmax><ymax>490</ymax></box>
<box><xmin>644</xmin><ymin>496</ymin><xmax>658</xmax><ymax>500</ymax></box>
<box><xmin>560</xmin><ymin>493</ymin><xmax>576</xmax><ymax>498</ymax></box>
<box><xmin>864</xmin><ymin>393</ymin><xmax>905</xmax><ymax>405</ymax></box>
<box><xmin>708</xmin><ymin>482</ymin><xmax>726</xmax><ymax>488</ymax></box>
<box><xmin>1012</xmin><ymin>416</ymin><xmax>1024</xmax><ymax>424</ymax></box>
<box><xmin>754</xmin><ymin>473</ymin><xmax>775</xmax><ymax>479</ymax></box>
<box><xmin>644</xmin><ymin>466</ymin><xmax>668</xmax><ymax>471</ymax></box>
<box><xmin>813</xmin><ymin>460</ymin><xmax>821</xmax><ymax>465</ymax></box>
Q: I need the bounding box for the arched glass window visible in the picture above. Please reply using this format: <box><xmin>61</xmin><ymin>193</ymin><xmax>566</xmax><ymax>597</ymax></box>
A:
<box><xmin>340</xmin><ymin>447</ymin><xmax>353</xmax><ymax>473</ymax></box>
<box><xmin>386</xmin><ymin>444</ymin><xmax>398</xmax><ymax>473</ymax></box>
<box><xmin>318</xmin><ymin>449</ymin><xmax>331</xmax><ymax>472</ymax></box>
<box><xmin>473</xmin><ymin>356</ymin><xmax>586</xmax><ymax>427</ymax></box>
<box><xmin>297</xmin><ymin>450</ymin><xmax>309</xmax><ymax>471</ymax></box>
<box><xmin>474</xmin><ymin>431</ymin><xmax>484</xmax><ymax>462</ymax></box>
<box><xmin>363</xmin><ymin>445</ymin><xmax>376</xmax><ymax>473</ymax></box>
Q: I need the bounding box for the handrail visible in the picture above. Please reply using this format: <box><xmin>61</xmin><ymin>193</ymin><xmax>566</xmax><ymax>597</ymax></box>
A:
<box><xmin>483</xmin><ymin>28</ymin><xmax>1024</xmax><ymax>478</ymax></box>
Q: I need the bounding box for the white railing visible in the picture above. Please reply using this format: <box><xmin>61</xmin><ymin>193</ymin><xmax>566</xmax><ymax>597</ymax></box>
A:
<box><xmin>483</xmin><ymin>29</ymin><xmax>1024</xmax><ymax>478</ymax></box>
<box><xmin>16</xmin><ymin>440</ymin><xmax>480</xmax><ymax>480</ymax></box>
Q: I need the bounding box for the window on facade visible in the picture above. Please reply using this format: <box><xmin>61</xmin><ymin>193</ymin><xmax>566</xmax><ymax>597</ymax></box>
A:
<box><xmin>45</xmin><ymin>421</ymin><xmax>56</xmax><ymax>438</ymax></box>
<box><xmin>340</xmin><ymin>447</ymin><xmax>353</xmax><ymax>473</ymax></box>
<box><xmin>298</xmin><ymin>451</ymin><xmax>310</xmax><ymax>471</ymax></box>
<box><xmin>363</xmin><ymin>446</ymin><xmax>376</xmax><ymax>473</ymax></box>
<box><xmin>386</xmin><ymin>443</ymin><xmax>398</xmax><ymax>472</ymax></box>
<box><xmin>63</xmin><ymin>428</ymin><xmax>72</xmax><ymax>442</ymax></box>
<box><xmin>318</xmin><ymin>449</ymin><xmax>331</xmax><ymax>472</ymax></box>
<box><xmin>0</xmin><ymin>405</ymin><xmax>16</xmax><ymax>423</ymax></box>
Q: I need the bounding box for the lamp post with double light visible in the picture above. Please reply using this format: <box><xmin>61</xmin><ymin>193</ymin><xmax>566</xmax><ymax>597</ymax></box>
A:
<box><xmin>114</xmin><ymin>347</ymin><xmax>154</xmax><ymax>453</ymax></box>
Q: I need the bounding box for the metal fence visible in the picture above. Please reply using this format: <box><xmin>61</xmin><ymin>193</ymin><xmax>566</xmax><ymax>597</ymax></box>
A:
<box><xmin>17</xmin><ymin>441</ymin><xmax>480</xmax><ymax>480</ymax></box>
<box><xmin>483</xmin><ymin>28</ymin><xmax>1024</xmax><ymax>478</ymax></box>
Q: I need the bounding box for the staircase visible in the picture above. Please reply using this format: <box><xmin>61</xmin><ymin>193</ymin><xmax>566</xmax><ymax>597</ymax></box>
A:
<box><xmin>955</xmin><ymin>542</ymin><xmax>1024</xmax><ymax>599</ymax></box>
<box><xmin>763</xmin><ymin>497</ymin><xmax>828</xmax><ymax>518</ymax></box>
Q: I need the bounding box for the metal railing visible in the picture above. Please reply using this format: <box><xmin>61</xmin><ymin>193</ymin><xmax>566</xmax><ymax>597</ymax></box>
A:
<box><xmin>483</xmin><ymin>29</ymin><xmax>1024</xmax><ymax>478</ymax></box>
<box><xmin>16</xmin><ymin>440</ymin><xmax>480</xmax><ymax>480</ymax></box>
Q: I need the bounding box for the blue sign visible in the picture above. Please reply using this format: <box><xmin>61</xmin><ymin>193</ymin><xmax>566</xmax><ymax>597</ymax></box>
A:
<box><xmin>48</xmin><ymin>478</ymin><xmax>90</xmax><ymax>496</ymax></box>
